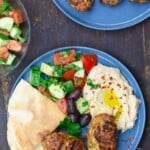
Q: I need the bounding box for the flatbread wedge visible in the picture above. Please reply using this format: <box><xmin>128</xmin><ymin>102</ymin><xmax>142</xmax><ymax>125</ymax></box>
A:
<box><xmin>7</xmin><ymin>79</ymin><xmax>66</xmax><ymax>150</ymax></box>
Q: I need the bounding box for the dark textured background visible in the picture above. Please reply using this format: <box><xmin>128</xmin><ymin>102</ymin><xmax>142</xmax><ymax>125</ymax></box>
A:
<box><xmin>0</xmin><ymin>0</ymin><xmax>150</xmax><ymax>149</ymax></box>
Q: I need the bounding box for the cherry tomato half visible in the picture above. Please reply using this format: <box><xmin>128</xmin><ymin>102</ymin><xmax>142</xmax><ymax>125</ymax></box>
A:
<box><xmin>53</xmin><ymin>49</ymin><xmax>76</xmax><ymax>65</ymax></box>
<box><xmin>73</xmin><ymin>76</ymin><xmax>86</xmax><ymax>89</ymax></box>
<box><xmin>63</xmin><ymin>69</ymin><xmax>76</xmax><ymax>81</ymax></box>
<box><xmin>81</xmin><ymin>54</ymin><xmax>97</xmax><ymax>73</ymax></box>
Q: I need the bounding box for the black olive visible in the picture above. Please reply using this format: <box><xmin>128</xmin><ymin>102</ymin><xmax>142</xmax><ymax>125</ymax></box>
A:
<box><xmin>67</xmin><ymin>98</ymin><xmax>78</xmax><ymax>114</ymax></box>
<box><xmin>69</xmin><ymin>113</ymin><xmax>80</xmax><ymax>123</ymax></box>
<box><xmin>80</xmin><ymin>113</ymin><xmax>92</xmax><ymax>127</ymax></box>
<box><xmin>68</xmin><ymin>89</ymin><xmax>81</xmax><ymax>100</ymax></box>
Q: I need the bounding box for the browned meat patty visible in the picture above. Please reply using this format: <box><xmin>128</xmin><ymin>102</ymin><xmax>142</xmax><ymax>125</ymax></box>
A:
<box><xmin>42</xmin><ymin>132</ymin><xmax>85</xmax><ymax>150</ymax></box>
<box><xmin>88</xmin><ymin>114</ymin><xmax>117</xmax><ymax>150</ymax></box>
<box><xmin>68</xmin><ymin>0</ymin><xmax>93</xmax><ymax>11</ymax></box>
<box><xmin>130</xmin><ymin>0</ymin><xmax>149</xmax><ymax>3</ymax></box>
<box><xmin>100</xmin><ymin>0</ymin><xmax>121</xmax><ymax>6</ymax></box>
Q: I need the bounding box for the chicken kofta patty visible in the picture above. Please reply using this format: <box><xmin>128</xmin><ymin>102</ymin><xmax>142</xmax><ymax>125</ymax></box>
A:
<box><xmin>42</xmin><ymin>132</ymin><xmax>85</xmax><ymax>150</ymax></box>
<box><xmin>130</xmin><ymin>0</ymin><xmax>149</xmax><ymax>3</ymax></box>
<box><xmin>88</xmin><ymin>114</ymin><xmax>117</xmax><ymax>150</ymax></box>
<box><xmin>100</xmin><ymin>0</ymin><xmax>121</xmax><ymax>6</ymax></box>
<box><xmin>68</xmin><ymin>0</ymin><xmax>94</xmax><ymax>11</ymax></box>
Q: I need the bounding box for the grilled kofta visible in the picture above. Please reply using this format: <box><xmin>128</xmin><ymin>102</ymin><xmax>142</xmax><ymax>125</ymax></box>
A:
<box><xmin>68</xmin><ymin>0</ymin><xmax>94</xmax><ymax>11</ymax></box>
<box><xmin>130</xmin><ymin>0</ymin><xmax>149</xmax><ymax>3</ymax></box>
<box><xmin>88</xmin><ymin>114</ymin><xmax>117</xmax><ymax>150</ymax></box>
<box><xmin>100</xmin><ymin>0</ymin><xmax>121</xmax><ymax>6</ymax></box>
<box><xmin>42</xmin><ymin>132</ymin><xmax>85</xmax><ymax>150</ymax></box>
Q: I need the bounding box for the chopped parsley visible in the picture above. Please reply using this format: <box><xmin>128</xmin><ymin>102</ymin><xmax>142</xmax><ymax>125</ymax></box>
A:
<box><xmin>0</xmin><ymin>0</ymin><xmax>12</xmax><ymax>15</ymax></box>
<box><xmin>59</xmin><ymin>117</ymin><xmax>81</xmax><ymax>137</ymax></box>
<box><xmin>87</xmin><ymin>79</ymin><xmax>98</xmax><ymax>89</ymax></box>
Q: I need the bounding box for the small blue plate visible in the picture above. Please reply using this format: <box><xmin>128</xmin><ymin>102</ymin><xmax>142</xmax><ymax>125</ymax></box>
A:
<box><xmin>12</xmin><ymin>46</ymin><xmax>145</xmax><ymax>150</ymax></box>
<box><xmin>53</xmin><ymin>0</ymin><xmax>150</xmax><ymax>30</ymax></box>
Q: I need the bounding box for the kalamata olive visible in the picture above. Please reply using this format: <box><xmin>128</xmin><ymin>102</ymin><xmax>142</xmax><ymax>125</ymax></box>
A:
<box><xmin>67</xmin><ymin>98</ymin><xmax>78</xmax><ymax>114</ymax></box>
<box><xmin>67</xmin><ymin>89</ymin><xmax>81</xmax><ymax>100</ymax></box>
<box><xmin>69</xmin><ymin>113</ymin><xmax>80</xmax><ymax>123</ymax></box>
<box><xmin>80</xmin><ymin>113</ymin><xmax>92</xmax><ymax>127</ymax></box>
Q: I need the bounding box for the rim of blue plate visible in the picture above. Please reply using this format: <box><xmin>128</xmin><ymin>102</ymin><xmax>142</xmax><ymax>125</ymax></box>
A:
<box><xmin>11</xmin><ymin>46</ymin><xmax>146</xmax><ymax>149</ymax></box>
<box><xmin>53</xmin><ymin>0</ymin><xmax>150</xmax><ymax>30</ymax></box>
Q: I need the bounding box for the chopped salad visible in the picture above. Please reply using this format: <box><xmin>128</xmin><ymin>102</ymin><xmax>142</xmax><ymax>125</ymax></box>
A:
<box><xmin>0</xmin><ymin>0</ymin><xmax>26</xmax><ymax>65</ymax></box>
<box><xmin>29</xmin><ymin>49</ymin><xmax>98</xmax><ymax>137</ymax></box>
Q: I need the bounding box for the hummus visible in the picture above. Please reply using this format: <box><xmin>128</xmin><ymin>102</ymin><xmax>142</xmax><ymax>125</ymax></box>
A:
<box><xmin>83</xmin><ymin>64</ymin><xmax>140</xmax><ymax>132</ymax></box>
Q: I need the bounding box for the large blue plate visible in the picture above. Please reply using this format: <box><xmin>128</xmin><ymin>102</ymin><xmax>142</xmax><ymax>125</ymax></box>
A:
<box><xmin>12</xmin><ymin>46</ymin><xmax>145</xmax><ymax>150</ymax></box>
<box><xmin>53</xmin><ymin>0</ymin><xmax>150</xmax><ymax>30</ymax></box>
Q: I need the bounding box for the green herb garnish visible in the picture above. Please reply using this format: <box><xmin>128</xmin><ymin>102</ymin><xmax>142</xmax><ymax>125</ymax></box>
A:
<box><xmin>59</xmin><ymin>117</ymin><xmax>81</xmax><ymax>137</ymax></box>
<box><xmin>0</xmin><ymin>0</ymin><xmax>12</xmax><ymax>15</ymax></box>
<box><xmin>87</xmin><ymin>79</ymin><xmax>98</xmax><ymax>89</ymax></box>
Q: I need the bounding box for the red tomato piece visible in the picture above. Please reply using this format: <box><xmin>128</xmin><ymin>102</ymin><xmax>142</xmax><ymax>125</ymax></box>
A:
<box><xmin>7</xmin><ymin>40</ymin><xmax>22</xmax><ymax>52</ymax></box>
<box><xmin>9</xmin><ymin>9</ymin><xmax>23</xmax><ymax>25</ymax></box>
<box><xmin>56</xmin><ymin>99</ymin><xmax>68</xmax><ymax>114</ymax></box>
<box><xmin>53</xmin><ymin>49</ymin><xmax>76</xmax><ymax>65</ymax></box>
<box><xmin>81</xmin><ymin>54</ymin><xmax>97</xmax><ymax>73</ymax></box>
<box><xmin>0</xmin><ymin>46</ymin><xmax>9</xmax><ymax>60</ymax></box>
<box><xmin>63</xmin><ymin>69</ymin><xmax>76</xmax><ymax>80</ymax></box>
<box><xmin>73</xmin><ymin>76</ymin><xmax>86</xmax><ymax>89</ymax></box>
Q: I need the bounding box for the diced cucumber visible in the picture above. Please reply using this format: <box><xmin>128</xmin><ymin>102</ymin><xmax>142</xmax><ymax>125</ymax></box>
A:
<box><xmin>40</xmin><ymin>63</ymin><xmax>63</xmax><ymax>77</ymax></box>
<box><xmin>10</xmin><ymin>25</ymin><xmax>22</xmax><ymax>39</ymax></box>
<box><xmin>48</xmin><ymin>83</ymin><xmax>66</xmax><ymax>99</ymax></box>
<box><xmin>29</xmin><ymin>66</ymin><xmax>41</xmax><ymax>86</ymax></box>
<box><xmin>74</xmin><ymin>69</ymin><xmax>85</xmax><ymax>78</ymax></box>
<box><xmin>64</xmin><ymin>80</ymin><xmax>75</xmax><ymax>94</ymax></box>
<box><xmin>40</xmin><ymin>63</ymin><xmax>54</xmax><ymax>76</ymax></box>
<box><xmin>0</xmin><ymin>33</ymin><xmax>9</xmax><ymax>46</ymax></box>
<box><xmin>0</xmin><ymin>17</ymin><xmax>14</xmax><ymax>32</ymax></box>
<box><xmin>64</xmin><ymin>60</ymin><xmax>83</xmax><ymax>72</ymax></box>
<box><xmin>76</xmin><ymin>98</ymin><xmax>89</xmax><ymax>114</ymax></box>
<box><xmin>0</xmin><ymin>53</ymin><xmax>16</xmax><ymax>65</ymax></box>
<box><xmin>71</xmin><ymin>60</ymin><xmax>83</xmax><ymax>69</ymax></box>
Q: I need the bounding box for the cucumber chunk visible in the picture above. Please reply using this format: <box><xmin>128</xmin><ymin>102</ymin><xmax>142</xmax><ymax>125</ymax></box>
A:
<box><xmin>74</xmin><ymin>69</ymin><xmax>85</xmax><ymax>78</ymax></box>
<box><xmin>0</xmin><ymin>17</ymin><xmax>14</xmax><ymax>31</ymax></box>
<box><xmin>76</xmin><ymin>98</ymin><xmax>89</xmax><ymax>114</ymax></box>
<box><xmin>0</xmin><ymin>53</ymin><xmax>16</xmax><ymax>65</ymax></box>
<box><xmin>10</xmin><ymin>25</ymin><xmax>22</xmax><ymax>39</ymax></box>
<box><xmin>0</xmin><ymin>33</ymin><xmax>9</xmax><ymax>46</ymax></box>
<box><xmin>48</xmin><ymin>83</ymin><xmax>66</xmax><ymax>99</ymax></box>
<box><xmin>40</xmin><ymin>63</ymin><xmax>63</xmax><ymax>77</ymax></box>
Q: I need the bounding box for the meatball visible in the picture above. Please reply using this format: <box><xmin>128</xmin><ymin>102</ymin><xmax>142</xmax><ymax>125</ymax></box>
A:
<box><xmin>88</xmin><ymin>114</ymin><xmax>117</xmax><ymax>150</ymax></box>
<box><xmin>100</xmin><ymin>0</ymin><xmax>121</xmax><ymax>6</ymax></box>
<box><xmin>42</xmin><ymin>132</ymin><xmax>85</xmax><ymax>150</ymax></box>
<box><xmin>130</xmin><ymin>0</ymin><xmax>149</xmax><ymax>3</ymax></box>
<box><xmin>68</xmin><ymin>0</ymin><xmax>94</xmax><ymax>11</ymax></box>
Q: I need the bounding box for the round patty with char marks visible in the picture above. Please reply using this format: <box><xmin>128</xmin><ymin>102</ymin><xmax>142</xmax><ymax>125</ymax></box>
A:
<box><xmin>88</xmin><ymin>114</ymin><xmax>117</xmax><ymax>150</ymax></box>
<box><xmin>68</xmin><ymin>0</ymin><xmax>93</xmax><ymax>11</ymax></box>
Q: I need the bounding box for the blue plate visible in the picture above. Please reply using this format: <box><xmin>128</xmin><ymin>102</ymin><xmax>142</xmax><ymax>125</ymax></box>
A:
<box><xmin>53</xmin><ymin>0</ymin><xmax>150</xmax><ymax>30</ymax></box>
<box><xmin>12</xmin><ymin>46</ymin><xmax>145</xmax><ymax>150</ymax></box>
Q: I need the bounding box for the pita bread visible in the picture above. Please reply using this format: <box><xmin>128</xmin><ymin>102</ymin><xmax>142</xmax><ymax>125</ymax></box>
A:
<box><xmin>7</xmin><ymin>79</ymin><xmax>66</xmax><ymax>150</ymax></box>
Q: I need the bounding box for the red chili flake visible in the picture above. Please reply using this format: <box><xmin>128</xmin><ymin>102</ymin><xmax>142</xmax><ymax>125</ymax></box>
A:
<box><xmin>91</xmin><ymin>105</ymin><xmax>95</xmax><ymax>108</ymax></box>
<box><xmin>101</xmin><ymin>75</ymin><xmax>105</xmax><ymax>80</ymax></box>
<box><xmin>92</xmin><ymin>90</ymin><xmax>95</xmax><ymax>94</ymax></box>
<box><xmin>109</xmin><ymin>77</ymin><xmax>113</xmax><ymax>80</ymax></box>
<box><xmin>99</xmin><ymin>84</ymin><xmax>101</xmax><ymax>88</ymax></box>
<box><xmin>124</xmin><ymin>86</ymin><xmax>127</xmax><ymax>90</ymax></box>
<box><xmin>123</xmin><ymin>94</ymin><xmax>127</xmax><ymax>97</ymax></box>
<box><xmin>109</xmin><ymin>96</ymin><xmax>113</xmax><ymax>100</ymax></box>
<box><xmin>110</xmin><ymin>88</ymin><xmax>114</xmax><ymax>91</ymax></box>
<box><xmin>117</xmin><ymin>83</ymin><xmax>121</xmax><ymax>88</ymax></box>
<box><xmin>101</xmin><ymin>86</ymin><xmax>106</xmax><ymax>89</ymax></box>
